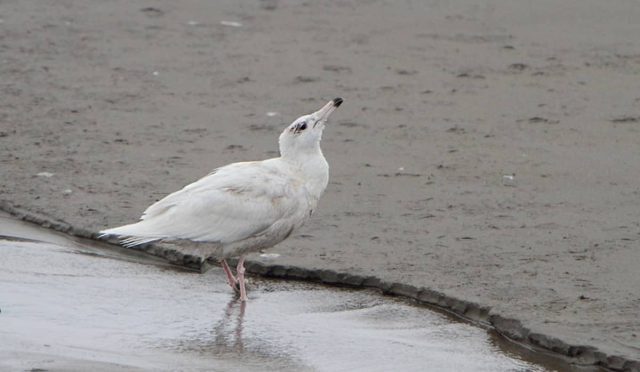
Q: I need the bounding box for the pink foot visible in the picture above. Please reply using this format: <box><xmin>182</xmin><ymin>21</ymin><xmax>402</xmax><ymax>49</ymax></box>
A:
<box><xmin>221</xmin><ymin>259</ymin><xmax>238</xmax><ymax>292</ymax></box>
<box><xmin>237</xmin><ymin>256</ymin><xmax>248</xmax><ymax>302</ymax></box>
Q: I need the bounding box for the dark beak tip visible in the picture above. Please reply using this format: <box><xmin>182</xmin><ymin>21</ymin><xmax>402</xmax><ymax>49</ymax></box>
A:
<box><xmin>333</xmin><ymin>97</ymin><xmax>344</xmax><ymax>107</ymax></box>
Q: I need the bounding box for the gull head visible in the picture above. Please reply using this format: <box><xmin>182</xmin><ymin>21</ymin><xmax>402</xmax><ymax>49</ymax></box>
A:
<box><xmin>279</xmin><ymin>97</ymin><xmax>343</xmax><ymax>158</ymax></box>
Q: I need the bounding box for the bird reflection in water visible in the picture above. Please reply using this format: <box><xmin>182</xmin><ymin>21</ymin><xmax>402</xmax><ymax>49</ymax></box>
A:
<box><xmin>211</xmin><ymin>298</ymin><xmax>246</xmax><ymax>354</ymax></box>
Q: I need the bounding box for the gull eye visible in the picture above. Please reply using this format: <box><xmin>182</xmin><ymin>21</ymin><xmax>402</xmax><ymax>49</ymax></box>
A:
<box><xmin>292</xmin><ymin>121</ymin><xmax>307</xmax><ymax>134</ymax></box>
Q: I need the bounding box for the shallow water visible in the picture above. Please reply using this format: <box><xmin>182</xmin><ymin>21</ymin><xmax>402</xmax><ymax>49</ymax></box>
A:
<box><xmin>0</xmin><ymin>214</ymin><xmax>565</xmax><ymax>371</ymax></box>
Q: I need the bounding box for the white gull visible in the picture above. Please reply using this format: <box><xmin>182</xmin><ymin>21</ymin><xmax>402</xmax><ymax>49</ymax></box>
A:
<box><xmin>100</xmin><ymin>98</ymin><xmax>343</xmax><ymax>301</ymax></box>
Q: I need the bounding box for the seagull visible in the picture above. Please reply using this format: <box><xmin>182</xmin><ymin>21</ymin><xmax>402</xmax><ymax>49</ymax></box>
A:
<box><xmin>100</xmin><ymin>98</ymin><xmax>343</xmax><ymax>301</ymax></box>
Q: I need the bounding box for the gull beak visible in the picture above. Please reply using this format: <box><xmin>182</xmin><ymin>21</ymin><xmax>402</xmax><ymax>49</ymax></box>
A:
<box><xmin>314</xmin><ymin>97</ymin><xmax>343</xmax><ymax>124</ymax></box>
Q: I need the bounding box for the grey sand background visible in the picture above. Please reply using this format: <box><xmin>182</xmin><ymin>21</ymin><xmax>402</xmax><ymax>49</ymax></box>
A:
<box><xmin>0</xmin><ymin>0</ymin><xmax>639</xmax><ymax>368</ymax></box>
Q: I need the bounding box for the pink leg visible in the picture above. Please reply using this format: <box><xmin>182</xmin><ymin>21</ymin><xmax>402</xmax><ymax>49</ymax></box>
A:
<box><xmin>236</xmin><ymin>256</ymin><xmax>248</xmax><ymax>302</ymax></box>
<box><xmin>221</xmin><ymin>259</ymin><xmax>238</xmax><ymax>292</ymax></box>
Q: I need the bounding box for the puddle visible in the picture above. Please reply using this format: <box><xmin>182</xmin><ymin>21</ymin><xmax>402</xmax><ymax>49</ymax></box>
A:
<box><xmin>0</xmin><ymin>213</ymin><xmax>580</xmax><ymax>371</ymax></box>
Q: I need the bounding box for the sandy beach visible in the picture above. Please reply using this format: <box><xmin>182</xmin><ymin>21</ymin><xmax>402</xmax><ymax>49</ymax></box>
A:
<box><xmin>1</xmin><ymin>0</ymin><xmax>639</xmax><ymax>369</ymax></box>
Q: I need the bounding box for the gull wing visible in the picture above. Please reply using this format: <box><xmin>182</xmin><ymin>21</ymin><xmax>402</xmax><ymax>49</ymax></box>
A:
<box><xmin>103</xmin><ymin>160</ymin><xmax>306</xmax><ymax>246</ymax></box>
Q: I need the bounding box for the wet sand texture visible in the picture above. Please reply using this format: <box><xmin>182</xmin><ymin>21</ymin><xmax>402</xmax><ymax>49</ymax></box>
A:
<box><xmin>1</xmin><ymin>215</ymin><xmax>559</xmax><ymax>372</ymax></box>
<box><xmin>0</xmin><ymin>0</ymin><xmax>639</xmax><ymax>370</ymax></box>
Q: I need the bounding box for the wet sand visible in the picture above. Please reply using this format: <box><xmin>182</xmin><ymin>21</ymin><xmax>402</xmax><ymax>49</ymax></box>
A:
<box><xmin>0</xmin><ymin>213</ymin><xmax>564</xmax><ymax>372</ymax></box>
<box><xmin>0</xmin><ymin>0</ymin><xmax>639</xmax><ymax>369</ymax></box>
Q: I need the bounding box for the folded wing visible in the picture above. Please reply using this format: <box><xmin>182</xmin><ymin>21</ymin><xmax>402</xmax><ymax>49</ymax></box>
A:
<box><xmin>100</xmin><ymin>161</ymin><xmax>305</xmax><ymax>247</ymax></box>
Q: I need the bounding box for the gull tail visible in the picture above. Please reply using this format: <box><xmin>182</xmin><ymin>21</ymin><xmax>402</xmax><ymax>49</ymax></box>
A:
<box><xmin>99</xmin><ymin>221</ymin><xmax>164</xmax><ymax>248</ymax></box>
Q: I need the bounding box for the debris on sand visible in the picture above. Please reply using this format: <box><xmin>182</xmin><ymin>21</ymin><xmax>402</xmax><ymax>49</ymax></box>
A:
<box><xmin>140</xmin><ymin>7</ymin><xmax>164</xmax><ymax>17</ymax></box>
<box><xmin>610</xmin><ymin>116</ymin><xmax>640</xmax><ymax>123</ymax></box>
<box><xmin>220</xmin><ymin>21</ymin><xmax>243</xmax><ymax>28</ymax></box>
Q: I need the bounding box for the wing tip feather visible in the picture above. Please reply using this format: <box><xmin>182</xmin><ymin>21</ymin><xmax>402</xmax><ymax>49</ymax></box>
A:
<box><xmin>99</xmin><ymin>230</ymin><xmax>160</xmax><ymax>248</ymax></box>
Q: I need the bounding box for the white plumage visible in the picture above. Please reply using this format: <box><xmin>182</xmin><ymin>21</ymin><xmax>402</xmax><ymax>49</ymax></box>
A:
<box><xmin>100</xmin><ymin>98</ymin><xmax>343</xmax><ymax>301</ymax></box>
